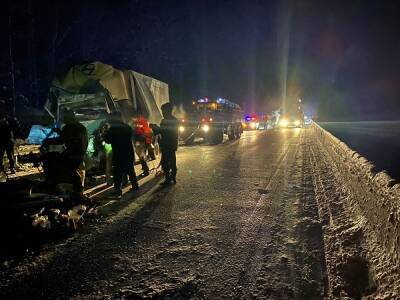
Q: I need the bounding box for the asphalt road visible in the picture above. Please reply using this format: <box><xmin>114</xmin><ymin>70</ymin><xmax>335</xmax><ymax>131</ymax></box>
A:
<box><xmin>0</xmin><ymin>129</ymin><xmax>327</xmax><ymax>299</ymax></box>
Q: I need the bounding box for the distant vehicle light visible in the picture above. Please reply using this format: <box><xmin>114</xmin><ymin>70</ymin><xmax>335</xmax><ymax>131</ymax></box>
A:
<box><xmin>209</xmin><ymin>117</ymin><xmax>213</xmax><ymax>122</ymax></box>
<box><xmin>181</xmin><ymin>119</ymin><xmax>185</xmax><ymax>123</ymax></box>
<box><xmin>250</xmin><ymin>122</ymin><xmax>256</xmax><ymax>129</ymax></box>
<box><xmin>279</xmin><ymin>118</ymin><xmax>289</xmax><ymax>127</ymax></box>
<box><xmin>179</xmin><ymin>126</ymin><xmax>185</xmax><ymax>133</ymax></box>
<box><xmin>202</xmin><ymin>124</ymin><xmax>210</xmax><ymax>132</ymax></box>
<box><xmin>294</xmin><ymin>120</ymin><xmax>301</xmax><ymax>126</ymax></box>
<box><xmin>201</xmin><ymin>118</ymin><xmax>206</xmax><ymax>122</ymax></box>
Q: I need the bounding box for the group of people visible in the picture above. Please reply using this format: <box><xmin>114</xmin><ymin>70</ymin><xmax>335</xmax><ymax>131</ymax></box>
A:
<box><xmin>103</xmin><ymin>102</ymin><xmax>179</xmax><ymax>198</ymax></box>
<box><xmin>1</xmin><ymin>102</ymin><xmax>179</xmax><ymax>200</ymax></box>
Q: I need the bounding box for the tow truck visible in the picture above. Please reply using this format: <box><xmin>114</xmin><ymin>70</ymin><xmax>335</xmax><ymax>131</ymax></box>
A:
<box><xmin>179</xmin><ymin>98</ymin><xmax>243</xmax><ymax>145</ymax></box>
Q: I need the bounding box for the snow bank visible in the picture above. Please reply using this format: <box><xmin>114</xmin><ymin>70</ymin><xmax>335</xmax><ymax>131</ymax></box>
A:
<box><xmin>312</xmin><ymin>122</ymin><xmax>400</xmax><ymax>266</ymax></box>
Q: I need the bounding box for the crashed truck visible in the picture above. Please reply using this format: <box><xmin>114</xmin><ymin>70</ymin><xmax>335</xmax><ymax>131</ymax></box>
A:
<box><xmin>44</xmin><ymin>61</ymin><xmax>169</xmax><ymax>175</ymax></box>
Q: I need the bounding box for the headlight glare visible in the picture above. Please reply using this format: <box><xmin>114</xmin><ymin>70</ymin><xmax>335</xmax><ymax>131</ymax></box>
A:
<box><xmin>279</xmin><ymin>118</ymin><xmax>289</xmax><ymax>127</ymax></box>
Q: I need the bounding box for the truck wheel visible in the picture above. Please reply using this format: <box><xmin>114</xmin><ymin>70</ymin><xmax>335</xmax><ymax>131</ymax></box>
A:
<box><xmin>211</xmin><ymin>129</ymin><xmax>223</xmax><ymax>144</ymax></box>
<box><xmin>185</xmin><ymin>135</ymin><xmax>195</xmax><ymax>145</ymax></box>
<box><xmin>235</xmin><ymin>125</ymin><xmax>241</xmax><ymax>139</ymax></box>
<box><xmin>228</xmin><ymin>125</ymin><xmax>235</xmax><ymax>140</ymax></box>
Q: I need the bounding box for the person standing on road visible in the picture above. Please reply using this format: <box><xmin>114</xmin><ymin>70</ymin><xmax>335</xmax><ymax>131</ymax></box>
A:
<box><xmin>152</xmin><ymin>103</ymin><xmax>179</xmax><ymax>186</ymax></box>
<box><xmin>104</xmin><ymin>112</ymin><xmax>139</xmax><ymax>198</ymax></box>
<box><xmin>0</xmin><ymin>116</ymin><xmax>15</xmax><ymax>174</ymax></box>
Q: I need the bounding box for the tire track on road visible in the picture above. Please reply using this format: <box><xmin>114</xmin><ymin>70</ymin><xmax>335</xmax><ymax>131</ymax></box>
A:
<box><xmin>206</xmin><ymin>131</ymin><xmax>301</xmax><ymax>298</ymax></box>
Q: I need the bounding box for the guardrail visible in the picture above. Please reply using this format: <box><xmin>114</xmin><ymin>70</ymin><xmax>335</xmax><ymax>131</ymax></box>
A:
<box><xmin>312</xmin><ymin>122</ymin><xmax>400</xmax><ymax>266</ymax></box>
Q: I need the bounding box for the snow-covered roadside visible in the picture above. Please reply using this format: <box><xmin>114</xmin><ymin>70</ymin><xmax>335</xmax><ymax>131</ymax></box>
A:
<box><xmin>309</xmin><ymin>123</ymin><xmax>400</xmax><ymax>298</ymax></box>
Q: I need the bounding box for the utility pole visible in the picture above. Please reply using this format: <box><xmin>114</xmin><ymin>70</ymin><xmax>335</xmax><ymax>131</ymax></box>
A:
<box><xmin>8</xmin><ymin>14</ymin><xmax>16</xmax><ymax>117</ymax></box>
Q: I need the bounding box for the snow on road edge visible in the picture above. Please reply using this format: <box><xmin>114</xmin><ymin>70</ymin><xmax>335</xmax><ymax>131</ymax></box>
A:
<box><xmin>311</xmin><ymin>123</ymin><xmax>400</xmax><ymax>298</ymax></box>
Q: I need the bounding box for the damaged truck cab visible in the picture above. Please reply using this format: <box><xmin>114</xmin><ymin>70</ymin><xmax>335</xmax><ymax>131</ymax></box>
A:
<box><xmin>44</xmin><ymin>61</ymin><xmax>169</xmax><ymax>178</ymax></box>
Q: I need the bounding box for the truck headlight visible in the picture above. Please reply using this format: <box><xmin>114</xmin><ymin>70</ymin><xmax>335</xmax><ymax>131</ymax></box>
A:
<box><xmin>179</xmin><ymin>125</ymin><xmax>185</xmax><ymax>133</ymax></box>
<box><xmin>279</xmin><ymin>118</ymin><xmax>289</xmax><ymax>127</ymax></box>
<box><xmin>202</xmin><ymin>124</ymin><xmax>210</xmax><ymax>132</ymax></box>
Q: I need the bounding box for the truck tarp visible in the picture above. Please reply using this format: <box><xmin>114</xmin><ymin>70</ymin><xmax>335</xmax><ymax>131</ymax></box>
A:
<box><xmin>45</xmin><ymin>61</ymin><xmax>169</xmax><ymax>125</ymax></box>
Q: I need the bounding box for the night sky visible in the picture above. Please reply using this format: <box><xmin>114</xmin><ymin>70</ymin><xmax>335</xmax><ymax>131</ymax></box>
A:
<box><xmin>1</xmin><ymin>0</ymin><xmax>400</xmax><ymax>121</ymax></box>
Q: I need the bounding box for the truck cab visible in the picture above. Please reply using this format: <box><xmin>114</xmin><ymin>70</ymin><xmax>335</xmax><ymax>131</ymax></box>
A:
<box><xmin>179</xmin><ymin>98</ymin><xmax>243</xmax><ymax>145</ymax></box>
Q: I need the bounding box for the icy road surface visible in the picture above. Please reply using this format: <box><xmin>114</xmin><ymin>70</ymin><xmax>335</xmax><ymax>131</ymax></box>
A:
<box><xmin>0</xmin><ymin>129</ymin><xmax>398</xmax><ymax>299</ymax></box>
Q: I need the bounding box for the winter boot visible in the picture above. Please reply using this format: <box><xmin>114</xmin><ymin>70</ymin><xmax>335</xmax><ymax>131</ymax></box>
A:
<box><xmin>130</xmin><ymin>181</ymin><xmax>139</xmax><ymax>191</ymax></box>
<box><xmin>140</xmin><ymin>160</ymin><xmax>150</xmax><ymax>177</ymax></box>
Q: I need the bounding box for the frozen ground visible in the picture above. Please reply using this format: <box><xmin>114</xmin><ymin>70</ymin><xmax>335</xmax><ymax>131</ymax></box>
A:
<box><xmin>0</xmin><ymin>128</ymin><xmax>398</xmax><ymax>299</ymax></box>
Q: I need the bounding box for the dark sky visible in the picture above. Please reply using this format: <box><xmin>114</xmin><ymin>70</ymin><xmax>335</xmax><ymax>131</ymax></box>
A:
<box><xmin>1</xmin><ymin>0</ymin><xmax>400</xmax><ymax>120</ymax></box>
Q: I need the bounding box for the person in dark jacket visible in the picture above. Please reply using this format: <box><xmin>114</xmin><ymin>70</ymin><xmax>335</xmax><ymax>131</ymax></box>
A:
<box><xmin>152</xmin><ymin>103</ymin><xmax>179</xmax><ymax>186</ymax></box>
<box><xmin>104</xmin><ymin>112</ymin><xmax>139</xmax><ymax>198</ymax></box>
<box><xmin>59</xmin><ymin>110</ymin><xmax>88</xmax><ymax>195</ymax></box>
<box><xmin>0</xmin><ymin>117</ymin><xmax>15</xmax><ymax>174</ymax></box>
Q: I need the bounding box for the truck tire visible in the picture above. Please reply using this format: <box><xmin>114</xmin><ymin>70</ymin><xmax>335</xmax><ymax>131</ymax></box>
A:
<box><xmin>235</xmin><ymin>124</ymin><xmax>241</xmax><ymax>139</ymax></box>
<box><xmin>184</xmin><ymin>135</ymin><xmax>195</xmax><ymax>145</ymax></box>
<box><xmin>211</xmin><ymin>129</ymin><xmax>223</xmax><ymax>144</ymax></box>
<box><xmin>228</xmin><ymin>125</ymin><xmax>236</xmax><ymax>140</ymax></box>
